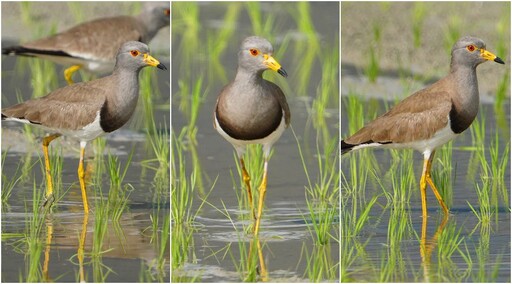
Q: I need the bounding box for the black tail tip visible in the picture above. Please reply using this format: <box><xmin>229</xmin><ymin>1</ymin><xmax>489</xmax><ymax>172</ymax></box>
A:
<box><xmin>2</xmin><ymin>46</ymin><xmax>31</xmax><ymax>56</ymax></box>
<box><xmin>2</xmin><ymin>46</ymin><xmax>18</xmax><ymax>55</ymax></box>
<box><xmin>341</xmin><ymin>140</ymin><xmax>355</xmax><ymax>155</ymax></box>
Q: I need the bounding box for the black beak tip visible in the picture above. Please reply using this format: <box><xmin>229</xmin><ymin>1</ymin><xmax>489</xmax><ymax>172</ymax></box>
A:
<box><xmin>495</xmin><ymin>57</ymin><xmax>505</xmax><ymax>64</ymax></box>
<box><xmin>157</xmin><ymin>63</ymin><xmax>168</xmax><ymax>70</ymax></box>
<box><xmin>277</xmin><ymin>68</ymin><xmax>288</xmax><ymax>78</ymax></box>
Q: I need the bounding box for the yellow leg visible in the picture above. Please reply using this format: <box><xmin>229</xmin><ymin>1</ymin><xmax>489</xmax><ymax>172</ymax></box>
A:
<box><xmin>240</xmin><ymin>158</ymin><xmax>255</xmax><ymax>220</ymax></box>
<box><xmin>42</xmin><ymin>134</ymin><xmax>61</xmax><ymax>209</ymax></box>
<box><xmin>64</xmin><ymin>65</ymin><xmax>81</xmax><ymax>85</ymax></box>
<box><xmin>424</xmin><ymin>151</ymin><xmax>449</xmax><ymax>215</ymax></box>
<box><xmin>78</xmin><ymin>142</ymin><xmax>89</xmax><ymax>213</ymax></box>
<box><xmin>256</xmin><ymin>237</ymin><xmax>268</xmax><ymax>281</ymax></box>
<box><xmin>254</xmin><ymin>160</ymin><xmax>268</xmax><ymax>236</ymax></box>
<box><xmin>419</xmin><ymin>157</ymin><xmax>429</xmax><ymax>219</ymax></box>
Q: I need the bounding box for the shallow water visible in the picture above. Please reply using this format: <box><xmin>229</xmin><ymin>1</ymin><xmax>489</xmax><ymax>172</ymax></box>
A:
<box><xmin>1</xmin><ymin>2</ymin><xmax>170</xmax><ymax>282</ymax></box>
<box><xmin>341</xmin><ymin>66</ymin><xmax>511</xmax><ymax>283</ymax></box>
<box><xmin>172</xmin><ymin>2</ymin><xmax>339</xmax><ymax>282</ymax></box>
<box><xmin>339</xmin><ymin>2</ymin><xmax>510</xmax><ymax>281</ymax></box>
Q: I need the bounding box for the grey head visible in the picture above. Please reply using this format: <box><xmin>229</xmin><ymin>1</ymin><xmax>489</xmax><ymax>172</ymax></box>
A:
<box><xmin>450</xmin><ymin>36</ymin><xmax>505</xmax><ymax>69</ymax></box>
<box><xmin>238</xmin><ymin>36</ymin><xmax>287</xmax><ymax>77</ymax></box>
<box><xmin>114</xmin><ymin>41</ymin><xmax>167</xmax><ymax>72</ymax></box>
<box><xmin>137</xmin><ymin>2</ymin><xmax>170</xmax><ymax>41</ymax></box>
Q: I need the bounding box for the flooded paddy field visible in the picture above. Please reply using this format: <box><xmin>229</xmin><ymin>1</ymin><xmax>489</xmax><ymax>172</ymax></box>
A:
<box><xmin>172</xmin><ymin>2</ymin><xmax>339</xmax><ymax>282</ymax></box>
<box><xmin>341</xmin><ymin>2</ymin><xmax>510</xmax><ymax>282</ymax></box>
<box><xmin>1</xmin><ymin>2</ymin><xmax>170</xmax><ymax>282</ymax></box>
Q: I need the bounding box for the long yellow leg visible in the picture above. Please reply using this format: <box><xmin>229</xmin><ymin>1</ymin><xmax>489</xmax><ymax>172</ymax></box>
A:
<box><xmin>64</xmin><ymin>65</ymin><xmax>81</xmax><ymax>85</ymax></box>
<box><xmin>240</xmin><ymin>158</ymin><xmax>255</xmax><ymax>220</ymax></box>
<box><xmin>254</xmin><ymin>160</ymin><xmax>268</xmax><ymax>236</ymax></box>
<box><xmin>78</xmin><ymin>142</ymin><xmax>89</xmax><ymax>213</ymax></box>
<box><xmin>42</xmin><ymin>134</ymin><xmax>61</xmax><ymax>209</ymax></box>
<box><xmin>424</xmin><ymin>151</ymin><xmax>449</xmax><ymax>215</ymax></box>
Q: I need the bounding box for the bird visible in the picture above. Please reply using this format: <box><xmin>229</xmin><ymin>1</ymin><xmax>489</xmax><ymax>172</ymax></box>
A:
<box><xmin>2</xmin><ymin>2</ymin><xmax>169</xmax><ymax>84</ymax></box>
<box><xmin>341</xmin><ymin>36</ymin><xmax>504</xmax><ymax>219</ymax></box>
<box><xmin>2</xmin><ymin>41</ymin><xmax>167</xmax><ymax>213</ymax></box>
<box><xmin>214</xmin><ymin>36</ymin><xmax>290</xmax><ymax>236</ymax></box>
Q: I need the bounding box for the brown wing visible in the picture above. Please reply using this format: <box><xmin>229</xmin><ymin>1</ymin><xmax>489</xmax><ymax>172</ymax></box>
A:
<box><xmin>345</xmin><ymin>79</ymin><xmax>454</xmax><ymax>144</ymax></box>
<box><xmin>22</xmin><ymin>16</ymin><xmax>144</xmax><ymax>61</ymax></box>
<box><xmin>2</xmin><ymin>77</ymin><xmax>113</xmax><ymax>130</ymax></box>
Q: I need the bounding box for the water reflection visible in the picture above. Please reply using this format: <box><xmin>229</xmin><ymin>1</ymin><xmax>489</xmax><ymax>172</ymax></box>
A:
<box><xmin>2</xmin><ymin>2</ymin><xmax>170</xmax><ymax>281</ymax></box>
<box><xmin>420</xmin><ymin>214</ymin><xmax>449</xmax><ymax>282</ymax></box>
<box><xmin>172</xmin><ymin>2</ymin><xmax>339</xmax><ymax>282</ymax></box>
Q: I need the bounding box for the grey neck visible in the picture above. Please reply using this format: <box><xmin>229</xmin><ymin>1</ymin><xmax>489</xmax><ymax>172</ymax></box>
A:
<box><xmin>450</xmin><ymin>63</ymin><xmax>479</xmax><ymax>116</ymax></box>
<box><xmin>106</xmin><ymin>69</ymin><xmax>140</xmax><ymax>127</ymax></box>
<box><xmin>234</xmin><ymin>68</ymin><xmax>264</xmax><ymax>87</ymax></box>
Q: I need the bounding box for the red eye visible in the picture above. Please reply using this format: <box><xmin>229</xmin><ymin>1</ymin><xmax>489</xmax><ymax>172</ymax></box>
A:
<box><xmin>249</xmin><ymin>49</ymin><xmax>259</xmax><ymax>56</ymax></box>
<box><xmin>130</xmin><ymin>50</ymin><xmax>139</xmax><ymax>57</ymax></box>
<box><xmin>467</xmin><ymin>45</ymin><xmax>476</xmax><ymax>52</ymax></box>
<box><xmin>164</xmin><ymin>9</ymin><xmax>170</xmax><ymax>16</ymax></box>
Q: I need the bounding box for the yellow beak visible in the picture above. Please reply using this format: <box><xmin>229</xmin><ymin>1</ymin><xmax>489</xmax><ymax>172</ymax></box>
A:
<box><xmin>144</xmin><ymin>53</ymin><xmax>167</xmax><ymax>70</ymax></box>
<box><xmin>263</xmin><ymin>54</ymin><xmax>288</xmax><ymax>77</ymax></box>
<box><xmin>480</xmin><ymin>48</ymin><xmax>505</xmax><ymax>64</ymax></box>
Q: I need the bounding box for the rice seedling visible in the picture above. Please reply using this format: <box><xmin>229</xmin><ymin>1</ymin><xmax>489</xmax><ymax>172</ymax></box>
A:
<box><xmin>206</xmin><ymin>3</ymin><xmax>242</xmax><ymax>84</ymax></box>
<box><xmin>443</xmin><ymin>15</ymin><xmax>462</xmax><ymax>54</ymax></box>
<box><xmin>310</xmin><ymin>45</ymin><xmax>339</xmax><ymax>146</ymax></box>
<box><xmin>365</xmin><ymin>24</ymin><xmax>381</xmax><ymax>83</ymax></box>
<box><xmin>493</xmin><ymin>10</ymin><xmax>510</xmax><ymax>63</ymax></box>
<box><xmin>471</xmin><ymin>222</ymin><xmax>502</xmax><ymax>282</ymax></box>
<box><xmin>289</xmin><ymin>2</ymin><xmax>320</xmax><ymax>95</ymax></box>
<box><xmin>9</xmin><ymin>181</ymin><xmax>47</xmax><ymax>282</ymax></box>
<box><xmin>302</xmin><ymin>241</ymin><xmax>338</xmax><ymax>282</ymax></box>
<box><xmin>142</xmin><ymin>210</ymin><xmax>170</xmax><ymax>282</ymax></box>
<box><xmin>229</xmin><ymin>234</ymin><xmax>260</xmax><ymax>282</ymax></box>
<box><xmin>467</xmin><ymin>111</ymin><xmax>486</xmax><ymax>177</ymax></box>
<box><xmin>172</xmin><ymin>2</ymin><xmax>339</xmax><ymax>281</ymax></box>
<box><xmin>171</xmin><ymin>129</ymin><xmax>198</xmax><ymax>226</ymax></box>
<box><xmin>132</xmin><ymin>68</ymin><xmax>163</xmax><ymax>132</ymax></box>
<box><xmin>341</xmin><ymin>87</ymin><xmax>510</xmax><ymax>282</ymax></box>
<box><xmin>488</xmin><ymin>133</ymin><xmax>510</xmax><ymax>210</ymax></box>
<box><xmin>1</xmin><ymin>151</ymin><xmax>26</xmax><ymax>207</ymax></box>
<box><xmin>411</xmin><ymin>2</ymin><xmax>427</xmax><ymax>48</ymax></box>
<box><xmin>142</xmin><ymin>121</ymin><xmax>170</xmax><ymax>198</ymax></box>
<box><xmin>245</xmin><ymin>2</ymin><xmax>275</xmax><ymax>37</ymax></box>
<box><xmin>384</xmin><ymin>150</ymin><xmax>415</xmax><ymax>209</ymax></box>
<box><xmin>378</xmin><ymin>208</ymin><xmax>410</xmax><ymax>282</ymax></box>
<box><xmin>90</xmin><ymin>196</ymin><xmax>114</xmax><ymax>282</ymax></box>
<box><xmin>106</xmin><ymin>149</ymin><xmax>134</xmax><ymax>222</ymax></box>
<box><xmin>67</xmin><ymin>2</ymin><xmax>86</xmax><ymax>24</ymax></box>
<box><xmin>468</xmin><ymin>182</ymin><xmax>493</xmax><ymax>224</ymax></box>
<box><xmin>172</xmin><ymin>2</ymin><xmax>200</xmax><ymax>76</ymax></box>
<box><xmin>494</xmin><ymin>70</ymin><xmax>510</xmax><ymax>129</ymax></box>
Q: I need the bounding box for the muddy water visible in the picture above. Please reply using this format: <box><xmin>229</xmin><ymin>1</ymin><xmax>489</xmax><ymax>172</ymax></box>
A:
<box><xmin>172</xmin><ymin>2</ymin><xmax>339</xmax><ymax>282</ymax></box>
<box><xmin>1</xmin><ymin>2</ymin><xmax>170</xmax><ymax>282</ymax></box>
